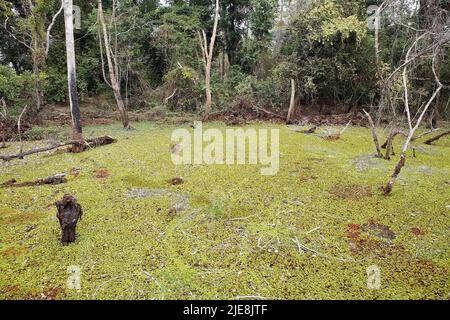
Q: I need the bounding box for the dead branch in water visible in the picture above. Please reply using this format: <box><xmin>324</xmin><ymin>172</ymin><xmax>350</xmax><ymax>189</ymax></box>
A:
<box><xmin>1</xmin><ymin>173</ymin><xmax>67</xmax><ymax>188</ymax></box>
<box><xmin>0</xmin><ymin>136</ymin><xmax>117</xmax><ymax>162</ymax></box>
<box><xmin>424</xmin><ymin>130</ymin><xmax>450</xmax><ymax>145</ymax></box>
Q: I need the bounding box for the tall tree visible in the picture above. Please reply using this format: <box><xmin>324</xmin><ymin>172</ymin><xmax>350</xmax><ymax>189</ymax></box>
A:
<box><xmin>198</xmin><ymin>0</ymin><xmax>220</xmax><ymax>121</ymax></box>
<box><xmin>97</xmin><ymin>0</ymin><xmax>130</xmax><ymax>129</ymax></box>
<box><xmin>2</xmin><ymin>0</ymin><xmax>63</xmax><ymax>115</ymax></box>
<box><xmin>63</xmin><ymin>0</ymin><xmax>83</xmax><ymax>149</ymax></box>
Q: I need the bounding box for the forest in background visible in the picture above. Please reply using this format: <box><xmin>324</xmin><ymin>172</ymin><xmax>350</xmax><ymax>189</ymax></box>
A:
<box><xmin>0</xmin><ymin>0</ymin><xmax>449</xmax><ymax>126</ymax></box>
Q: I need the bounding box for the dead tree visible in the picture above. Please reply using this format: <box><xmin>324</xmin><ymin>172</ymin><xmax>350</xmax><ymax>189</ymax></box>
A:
<box><xmin>55</xmin><ymin>194</ymin><xmax>83</xmax><ymax>244</ymax></box>
<box><xmin>198</xmin><ymin>0</ymin><xmax>220</xmax><ymax>121</ymax></box>
<box><xmin>63</xmin><ymin>0</ymin><xmax>84</xmax><ymax>151</ymax></box>
<box><xmin>97</xmin><ymin>0</ymin><xmax>130</xmax><ymax>129</ymax></box>
<box><xmin>383</xmin><ymin>39</ymin><xmax>444</xmax><ymax>195</ymax></box>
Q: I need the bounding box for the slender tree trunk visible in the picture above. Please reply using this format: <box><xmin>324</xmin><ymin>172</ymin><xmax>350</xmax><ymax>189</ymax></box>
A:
<box><xmin>98</xmin><ymin>0</ymin><xmax>130</xmax><ymax>129</ymax></box>
<box><xmin>199</xmin><ymin>0</ymin><xmax>220</xmax><ymax>121</ymax></box>
<box><xmin>31</xmin><ymin>54</ymin><xmax>43</xmax><ymax>114</ymax></box>
<box><xmin>63</xmin><ymin>0</ymin><xmax>83</xmax><ymax>150</ymax></box>
<box><xmin>286</xmin><ymin>78</ymin><xmax>296</xmax><ymax>124</ymax></box>
<box><xmin>363</xmin><ymin>109</ymin><xmax>383</xmax><ymax>158</ymax></box>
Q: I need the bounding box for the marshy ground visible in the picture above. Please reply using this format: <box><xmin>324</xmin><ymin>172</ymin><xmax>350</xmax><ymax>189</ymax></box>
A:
<box><xmin>0</xmin><ymin>122</ymin><xmax>449</xmax><ymax>299</ymax></box>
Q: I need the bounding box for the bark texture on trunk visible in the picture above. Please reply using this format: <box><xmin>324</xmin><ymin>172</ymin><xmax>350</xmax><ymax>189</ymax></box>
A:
<box><xmin>63</xmin><ymin>0</ymin><xmax>83</xmax><ymax>150</ymax></box>
<box><xmin>286</xmin><ymin>78</ymin><xmax>296</xmax><ymax>124</ymax></box>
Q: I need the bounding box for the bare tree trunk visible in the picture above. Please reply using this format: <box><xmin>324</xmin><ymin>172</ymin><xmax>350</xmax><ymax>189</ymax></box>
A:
<box><xmin>98</xmin><ymin>0</ymin><xmax>130</xmax><ymax>129</ymax></box>
<box><xmin>198</xmin><ymin>0</ymin><xmax>220</xmax><ymax>121</ymax></box>
<box><xmin>363</xmin><ymin>109</ymin><xmax>383</xmax><ymax>158</ymax></box>
<box><xmin>63</xmin><ymin>0</ymin><xmax>83</xmax><ymax>151</ymax></box>
<box><xmin>17</xmin><ymin>105</ymin><xmax>28</xmax><ymax>157</ymax></box>
<box><xmin>384</xmin><ymin>128</ymin><xmax>402</xmax><ymax>160</ymax></box>
<box><xmin>0</xmin><ymin>98</ymin><xmax>7</xmax><ymax>148</ymax></box>
<box><xmin>286</xmin><ymin>79</ymin><xmax>296</xmax><ymax>124</ymax></box>
<box><xmin>31</xmin><ymin>55</ymin><xmax>43</xmax><ymax>114</ymax></box>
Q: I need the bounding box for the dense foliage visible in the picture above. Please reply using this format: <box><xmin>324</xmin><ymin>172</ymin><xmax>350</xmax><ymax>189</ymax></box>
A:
<box><xmin>0</xmin><ymin>0</ymin><xmax>449</xmax><ymax>120</ymax></box>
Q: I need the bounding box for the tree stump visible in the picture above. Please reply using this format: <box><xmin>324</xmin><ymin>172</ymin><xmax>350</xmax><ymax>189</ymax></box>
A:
<box><xmin>55</xmin><ymin>195</ymin><xmax>83</xmax><ymax>244</ymax></box>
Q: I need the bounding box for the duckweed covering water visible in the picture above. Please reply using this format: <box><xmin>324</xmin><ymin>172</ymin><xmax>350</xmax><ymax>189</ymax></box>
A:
<box><xmin>0</xmin><ymin>122</ymin><xmax>449</xmax><ymax>299</ymax></box>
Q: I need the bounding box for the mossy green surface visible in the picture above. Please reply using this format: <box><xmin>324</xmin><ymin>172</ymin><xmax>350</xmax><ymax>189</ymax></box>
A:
<box><xmin>0</xmin><ymin>122</ymin><xmax>449</xmax><ymax>300</ymax></box>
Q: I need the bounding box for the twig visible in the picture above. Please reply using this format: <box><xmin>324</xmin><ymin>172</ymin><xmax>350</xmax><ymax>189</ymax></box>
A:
<box><xmin>291</xmin><ymin>236</ymin><xmax>318</xmax><ymax>255</ymax></box>
<box><xmin>339</xmin><ymin>120</ymin><xmax>351</xmax><ymax>135</ymax></box>
<box><xmin>164</xmin><ymin>88</ymin><xmax>178</xmax><ymax>104</ymax></box>
<box><xmin>229</xmin><ymin>214</ymin><xmax>257</xmax><ymax>221</ymax></box>
<box><xmin>142</xmin><ymin>270</ymin><xmax>165</xmax><ymax>300</ymax></box>
<box><xmin>305</xmin><ymin>226</ymin><xmax>321</xmax><ymax>235</ymax></box>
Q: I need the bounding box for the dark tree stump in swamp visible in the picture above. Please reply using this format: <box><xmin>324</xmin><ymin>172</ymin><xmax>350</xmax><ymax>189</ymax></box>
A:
<box><xmin>55</xmin><ymin>195</ymin><xmax>83</xmax><ymax>244</ymax></box>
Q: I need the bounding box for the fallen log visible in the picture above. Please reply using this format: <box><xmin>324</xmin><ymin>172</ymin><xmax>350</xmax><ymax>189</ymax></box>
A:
<box><xmin>1</xmin><ymin>173</ymin><xmax>67</xmax><ymax>188</ymax></box>
<box><xmin>424</xmin><ymin>130</ymin><xmax>450</xmax><ymax>145</ymax></box>
<box><xmin>0</xmin><ymin>135</ymin><xmax>117</xmax><ymax>161</ymax></box>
